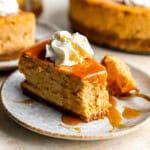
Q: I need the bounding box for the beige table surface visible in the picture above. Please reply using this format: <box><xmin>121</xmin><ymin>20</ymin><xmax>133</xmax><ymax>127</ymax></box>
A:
<box><xmin>0</xmin><ymin>0</ymin><xmax>150</xmax><ymax>150</ymax></box>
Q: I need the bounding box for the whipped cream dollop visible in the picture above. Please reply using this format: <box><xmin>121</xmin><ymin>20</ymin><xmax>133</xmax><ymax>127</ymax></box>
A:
<box><xmin>0</xmin><ymin>0</ymin><xmax>19</xmax><ymax>16</ymax></box>
<box><xmin>116</xmin><ymin>0</ymin><xmax>150</xmax><ymax>8</ymax></box>
<box><xmin>45</xmin><ymin>31</ymin><xmax>94</xmax><ymax>66</ymax></box>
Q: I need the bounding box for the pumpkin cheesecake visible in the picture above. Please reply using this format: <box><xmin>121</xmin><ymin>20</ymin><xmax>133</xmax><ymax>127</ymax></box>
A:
<box><xmin>69</xmin><ymin>0</ymin><xmax>150</xmax><ymax>53</ymax></box>
<box><xmin>19</xmin><ymin>31</ymin><xmax>110</xmax><ymax>122</ymax></box>
<box><xmin>0</xmin><ymin>0</ymin><xmax>35</xmax><ymax>60</ymax></box>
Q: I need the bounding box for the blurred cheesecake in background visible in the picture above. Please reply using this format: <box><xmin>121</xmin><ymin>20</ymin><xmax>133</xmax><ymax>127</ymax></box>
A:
<box><xmin>69</xmin><ymin>0</ymin><xmax>150</xmax><ymax>53</ymax></box>
<box><xmin>0</xmin><ymin>0</ymin><xmax>35</xmax><ymax>61</ymax></box>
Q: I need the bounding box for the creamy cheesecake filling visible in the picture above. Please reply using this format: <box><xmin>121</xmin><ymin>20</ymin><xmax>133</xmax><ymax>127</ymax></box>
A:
<box><xmin>45</xmin><ymin>31</ymin><xmax>94</xmax><ymax>66</ymax></box>
<box><xmin>0</xmin><ymin>0</ymin><xmax>19</xmax><ymax>16</ymax></box>
<box><xmin>115</xmin><ymin>0</ymin><xmax>150</xmax><ymax>8</ymax></box>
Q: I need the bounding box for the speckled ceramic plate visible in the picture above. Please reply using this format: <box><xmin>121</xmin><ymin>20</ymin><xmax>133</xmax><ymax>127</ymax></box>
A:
<box><xmin>1</xmin><ymin>67</ymin><xmax>150</xmax><ymax>141</ymax></box>
<box><xmin>0</xmin><ymin>22</ymin><xmax>59</xmax><ymax>71</ymax></box>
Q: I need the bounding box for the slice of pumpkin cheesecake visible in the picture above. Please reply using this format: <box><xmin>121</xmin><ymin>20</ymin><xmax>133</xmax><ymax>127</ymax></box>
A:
<box><xmin>19</xmin><ymin>31</ymin><xmax>110</xmax><ymax>122</ymax></box>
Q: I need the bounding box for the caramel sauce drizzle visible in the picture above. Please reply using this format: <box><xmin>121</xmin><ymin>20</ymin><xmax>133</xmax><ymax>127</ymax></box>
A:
<box><xmin>61</xmin><ymin>113</ymin><xmax>83</xmax><ymax>126</ymax></box>
<box><xmin>23</xmin><ymin>40</ymin><xmax>49</xmax><ymax>59</ymax></box>
<box><xmin>122</xmin><ymin>106</ymin><xmax>142</xmax><ymax>119</ymax></box>
<box><xmin>107</xmin><ymin>96</ymin><xmax>126</xmax><ymax>129</ymax></box>
<box><xmin>70</xmin><ymin>58</ymin><xmax>106</xmax><ymax>79</ymax></box>
<box><xmin>119</xmin><ymin>92</ymin><xmax>150</xmax><ymax>103</ymax></box>
<box><xmin>15</xmin><ymin>99</ymin><xmax>34</xmax><ymax>105</ymax></box>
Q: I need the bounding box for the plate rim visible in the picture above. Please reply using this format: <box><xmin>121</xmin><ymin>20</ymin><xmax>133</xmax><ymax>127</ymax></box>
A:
<box><xmin>1</xmin><ymin>68</ymin><xmax>150</xmax><ymax>141</ymax></box>
<box><xmin>0</xmin><ymin>59</ymin><xmax>18</xmax><ymax>71</ymax></box>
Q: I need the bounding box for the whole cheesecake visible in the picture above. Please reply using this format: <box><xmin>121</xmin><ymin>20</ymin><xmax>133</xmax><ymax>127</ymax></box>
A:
<box><xmin>69</xmin><ymin>0</ymin><xmax>150</xmax><ymax>53</ymax></box>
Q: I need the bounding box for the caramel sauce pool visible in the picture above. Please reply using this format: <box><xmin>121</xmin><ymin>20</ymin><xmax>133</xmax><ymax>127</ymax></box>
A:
<box><xmin>122</xmin><ymin>106</ymin><xmax>142</xmax><ymax>119</ymax></box>
<box><xmin>62</xmin><ymin>113</ymin><xmax>83</xmax><ymax>126</ymax></box>
<box><xmin>74</xmin><ymin>127</ymin><xmax>81</xmax><ymax>133</ymax></box>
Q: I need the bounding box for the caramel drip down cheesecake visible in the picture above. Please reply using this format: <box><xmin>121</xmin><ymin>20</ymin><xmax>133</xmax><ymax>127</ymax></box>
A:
<box><xmin>69</xmin><ymin>0</ymin><xmax>150</xmax><ymax>53</ymax></box>
<box><xmin>19</xmin><ymin>31</ymin><xmax>110</xmax><ymax>122</ymax></box>
<box><xmin>0</xmin><ymin>0</ymin><xmax>35</xmax><ymax>60</ymax></box>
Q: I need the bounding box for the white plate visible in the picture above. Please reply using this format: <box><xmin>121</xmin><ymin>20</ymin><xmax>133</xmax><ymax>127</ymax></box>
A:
<box><xmin>1</xmin><ymin>67</ymin><xmax>150</xmax><ymax>141</ymax></box>
<box><xmin>0</xmin><ymin>22</ymin><xmax>59</xmax><ymax>71</ymax></box>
